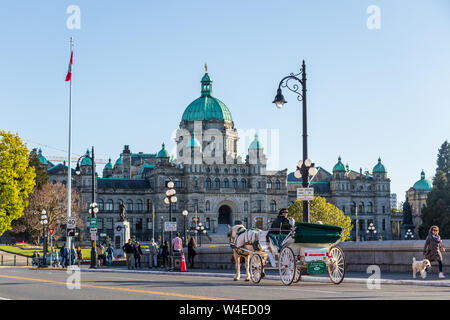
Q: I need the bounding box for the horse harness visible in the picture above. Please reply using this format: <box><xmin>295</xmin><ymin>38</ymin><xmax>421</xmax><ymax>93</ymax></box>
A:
<box><xmin>230</xmin><ymin>226</ymin><xmax>259</xmax><ymax>257</ymax></box>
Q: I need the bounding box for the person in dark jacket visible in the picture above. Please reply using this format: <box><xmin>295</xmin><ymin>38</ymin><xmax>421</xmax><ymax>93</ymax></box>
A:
<box><xmin>60</xmin><ymin>243</ymin><xmax>68</xmax><ymax>268</ymax></box>
<box><xmin>134</xmin><ymin>242</ymin><xmax>143</xmax><ymax>269</ymax></box>
<box><xmin>161</xmin><ymin>241</ymin><xmax>169</xmax><ymax>268</ymax></box>
<box><xmin>424</xmin><ymin>225</ymin><xmax>446</xmax><ymax>278</ymax></box>
<box><xmin>122</xmin><ymin>239</ymin><xmax>135</xmax><ymax>270</ymax></box>
<box><xmin>76</xmin><ymin>245</ymin><xmax>83</xmax><ymax>267</ymax></box>
<box><xmin>269</xmin><ymin>208</ymin><xmax>292</xmax><ymax>233</ymax></box>
<box><xmin>187</xmin><ymin>237</ymin><xmax>197</xmax><ymax>268</ymax></box>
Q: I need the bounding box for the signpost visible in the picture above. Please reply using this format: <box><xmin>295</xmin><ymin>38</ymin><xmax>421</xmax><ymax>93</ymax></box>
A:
<box><xmin>297</xmin><ymin>187</ymin><xmax>314</xmax><ymax>201</ymax></box>
<box><xmin>164</xmin><ymin>222</ymin><xmax>177</xmax><ymax>232</ymax></box>
<box><xmin>49</xmin><ymin>228</ymin><xmax>55</xmax><ymax>267</ymax></box>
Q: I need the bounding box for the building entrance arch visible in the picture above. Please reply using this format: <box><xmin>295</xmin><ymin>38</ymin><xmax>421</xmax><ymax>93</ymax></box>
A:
<box><xmin>218</xmin><ymin>205</ymin><xmax>232</xmax><ymax>225</ymax></box>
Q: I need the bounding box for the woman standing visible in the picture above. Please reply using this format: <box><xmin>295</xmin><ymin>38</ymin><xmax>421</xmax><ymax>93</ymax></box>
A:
<box><xmin>76</xmin><ymin>245</ymin><xmax>83</xmax><ymax>267</ymax></box>
<box><xmin>188</xmin><ymin>237</ymin><xmax>197</xmax><ymax>268</ymax></box>
<box><xmin>161</xmin><ymin>241</ymin><xmax>169</xmax><ymax>268</ymax></box>
<box><xmin>423</xmin><ymin>225</ymin><xmax>446</xmax><ymax>278</ymax></box>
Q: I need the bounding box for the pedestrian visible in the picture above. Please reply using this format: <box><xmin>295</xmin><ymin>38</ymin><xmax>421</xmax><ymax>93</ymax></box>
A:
<box><xmin>149</xmin><ymin>238</ymin><xmax>158</xmax><ymax>269</ymax></box>
<box><xmin>424</xmin><ymin>225</ymin><xmax>446</xmax><ymax>278</ymax></box>
<box><xmin>70</xmin><ymin>244</ymin><xmax>76</xmax><ymax>266</ymax></box>
<box><xmin>76</xmin><ymin>245</ymin><xmax>83</xmax><ymax>267</ymax></box>
<box><xmin>161</xmin><ymin>241</ymin><xmax>169</xmax><ymax>268</ymax></box>
<box><xmin>106</xmin><ymin>243</ymin><xmax>114</xmax><ymax>266</ymax></box>
<box><xmin>60</xmin><ymin>243</ymin><xmax>68</xmax><ymax>268</ymax></box>
<box><xmin>122</xmin><ymin>239</ymin><xmax>135</xmax><ymax>270</ymax></box>
<box><xmin>188</xmin><ymin>237</ymin><xmax>197</xmax><ymax>268</ymax></box>
<box><xmin>134</xmin><ymin>241</ymin><xmax>143</xmax><ymax>269</ymax></box>
<box><xmin>97</xmin><ymin>243</ymin><xmax>106</xmax><ymax>267</ymax></box>
<box><xmin>172</xmin><ymin>232</ymin><xmax>183</xmax><ymax>253</ymax></box>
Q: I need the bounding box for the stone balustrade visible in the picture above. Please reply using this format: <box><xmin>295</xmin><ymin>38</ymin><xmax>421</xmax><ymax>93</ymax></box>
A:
<box><xmin>184</xmin><ymin>240</ymin><xmax>450</xmax><ymax>273</ymax></box>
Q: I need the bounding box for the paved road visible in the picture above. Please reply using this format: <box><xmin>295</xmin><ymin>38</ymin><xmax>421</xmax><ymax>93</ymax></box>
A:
<box><xmin>0</xmin><ymin>267</ymin><xmax>450</xmax><ymax>300</ymax></box>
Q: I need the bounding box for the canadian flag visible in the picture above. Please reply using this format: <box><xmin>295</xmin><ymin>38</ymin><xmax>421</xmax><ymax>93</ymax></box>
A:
<box><xmin>65</xmin><ymin>51</ymin><xmax>73</xmax><ymax>82</ymax></box>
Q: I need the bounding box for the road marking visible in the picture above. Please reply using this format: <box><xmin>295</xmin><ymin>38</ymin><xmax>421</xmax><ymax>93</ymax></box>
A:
<box><xmin>0</xmin><ymin>296</ymin><xmax>11</xmax><ymax>300</ymax></box>
<box><xmin>0</xmin><ymin>274</ymin><xmax>232</xmax><ymax>300</ymax></box>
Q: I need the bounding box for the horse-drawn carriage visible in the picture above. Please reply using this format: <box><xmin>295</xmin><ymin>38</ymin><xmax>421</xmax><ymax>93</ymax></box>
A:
<box><xmin>229</xmin><ymin>222</ymin><xmax>345</xmax><ymax>286</ymax></box>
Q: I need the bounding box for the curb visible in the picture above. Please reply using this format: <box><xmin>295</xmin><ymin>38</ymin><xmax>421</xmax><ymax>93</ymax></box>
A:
<box><xmin>78</xmin><ymin>268</ymin><xmax>450</xmax><ymax>287</ymax></box>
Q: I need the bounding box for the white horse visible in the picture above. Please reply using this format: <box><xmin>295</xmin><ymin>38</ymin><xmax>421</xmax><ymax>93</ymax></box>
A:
<box><xmin>228</xmin><ymin>224</ymin><xmax>263</xmax><ymax>281</ymax></box>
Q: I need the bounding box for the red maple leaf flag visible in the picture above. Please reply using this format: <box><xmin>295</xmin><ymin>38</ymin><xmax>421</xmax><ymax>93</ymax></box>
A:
<box><xmin>65</xmin><ymin>51</ymin><xmax>73</xmax><ymax>82</ymax></box>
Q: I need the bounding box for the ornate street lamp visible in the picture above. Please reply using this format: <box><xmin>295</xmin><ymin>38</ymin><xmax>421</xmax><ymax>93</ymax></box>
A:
<box><xmin>182</xmin><ymin>210</ymin><xmax>189</xmax><ymax>246</ymax></box>
<box><xmin>40</xmin><ymin>209</ymin><xmax>48</xmax><ymax>267</ymax></box>
<box><xmin>164</xmin><ymin>179</ymin><xmax>177</xmax><ymax>269</ymax></box>
<box><xmin>273</xmin><ymin>60</ymin><xmax>313</xmax><ymax>222</ymax></box>
<box><xmin>75</xmin><ymin>146</ymin><xmax>97</xmax><ymax>268</ymax></box>
<box><xmin>366</xmin><ymin>223</ymin><xmax>377</xmax><ymax>241</ymax></box>
<box><xmin>405</xmin><ymin>228</ymin><xmax>414</xmax><ymax>240</ymax></box>
<box><xmin>196</xmin><ymin>223</ymin><xmax>205</xmax><ymax>247</ymax></box>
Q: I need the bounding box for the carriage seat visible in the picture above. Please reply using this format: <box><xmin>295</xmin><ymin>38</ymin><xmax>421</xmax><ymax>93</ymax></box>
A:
<box><xmin>267</xmin><ymin>233</ymin><xmax>289</xmax><ymax>250</ymax></box>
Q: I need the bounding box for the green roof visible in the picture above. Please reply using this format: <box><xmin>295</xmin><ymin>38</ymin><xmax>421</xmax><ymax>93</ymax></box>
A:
<box><xmin>181</xmin><ymin>69</ymin><xmax>233</xmax><ymax>123</ymax></box>
<box><xmin>412</xmin><ymin>170</ymin><xmax>433</xmax><ymax>191</ymax></box>
<box><xmin>104</xmin><ymin>158</ymin><xmax>113</xmax><ymax>170</ymax></box>
<box><xmin>81</xmin><ymin>149</ymin><xmax>92</xmax><ymax>166</ymax></box>
<box><xmin>333</xmin><ymin>156</ymin><xmax>346</xmax><ymax>172</ymax></box>
<box><xmin>115</xmin><ymin>156</ymin><xmax>122</xmax><ymax>166</ymax></box>
<box><xmin>157</xmin><ymin>143</ymin><xmax>170</xmax><ymax>158</ymax></box>
<box><xmin>37</xmin><ymin>148</ymin><xmax>53</xmax><ymax>166</ymax></box>
<box><xmin>249</xmin><ymin>134</ymin><xmax>263</xmax><ymax>149</ymax></box>
<box><xmin>373</xmin><ymin>157</ymin><xmax>386</xmax><ymax>173</ymax></box>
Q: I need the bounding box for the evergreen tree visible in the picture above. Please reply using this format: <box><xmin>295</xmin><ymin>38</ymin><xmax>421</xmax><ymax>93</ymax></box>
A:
<box><xmin>419</xmin><ymin>141</ymin><xmax>450</xmax><ymax>239</ymax></box>
<box><xmin>29</xmin><ymin>148</ymin><xmax>48</xmax><ymax>190</ymax></box>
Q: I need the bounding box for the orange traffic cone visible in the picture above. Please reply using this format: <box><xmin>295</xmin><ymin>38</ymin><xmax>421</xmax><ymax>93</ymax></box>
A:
<box><xmin>181</xmin><ymin>252</ymin><xmax>187</xmax><ymax>272</ymax></box>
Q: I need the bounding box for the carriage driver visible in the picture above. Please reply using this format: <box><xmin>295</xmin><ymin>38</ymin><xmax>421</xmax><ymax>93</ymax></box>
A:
<box><xmin>269</xmin><ymin>208</ymin><xmax>292</xmax><ymax>234</ymax></box>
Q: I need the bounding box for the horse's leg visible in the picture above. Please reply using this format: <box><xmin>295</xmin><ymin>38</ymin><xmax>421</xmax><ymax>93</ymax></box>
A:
<box><xmin>233</xmin><ymin>252</ymin><xmax>240</xmax><ymax>281</ymax></box>
<box><xmin>244</xmin><ymin>255</ymin><xmax>250</xmax><ymax>281</ymax></box>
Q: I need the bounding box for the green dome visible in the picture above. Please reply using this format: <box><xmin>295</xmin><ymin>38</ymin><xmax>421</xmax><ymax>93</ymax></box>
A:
<box><xmin>181</xmin><ymin>68</ymin><xmax>233</xmax><ymax>123</ymax></box>
<box><xmin>373</xmin><ymin>157</ymin><xmax>386</xmax><ymax>173</ymax></box>
<box><xmin>104</xmin><ymin>158</ymin><xmax>113</xmax><ymax>170</ymax></box>
<box><xmin>412</xmin><ymin>170</ymin><xmax>433</xmax><ymax>191</ymax></box>
<box><xmin>186</xmin><ymin>133</ymin><xmax>201</xmax><ymax>148</ymax></box>
<box><xmin>333</xmin><ymin>156</ymin><xmax>346</xmax><ymax>172</ymax></box>
<box><xmin>157</xmin><ymin>143</ymin><xmax>170</xmax><ymax>158</ymax></box>
<box><xmin>37</xmin><ymin>148</ymin><xmax>52</xmax><ymax>166</ymax></box>
<box><xmin>81</xmin><ymin>150</ymin><xmax>92</xmax><ymax>166</ymax></box>
<box><xmin>115</xmin><ymin>156</ymin><xmax>122</xmax><ymax>166</ymax></box>
<box><xmin>249</xmin><ymin>134</ymin><xmax>263</xmax><ymax>149</ymax></box>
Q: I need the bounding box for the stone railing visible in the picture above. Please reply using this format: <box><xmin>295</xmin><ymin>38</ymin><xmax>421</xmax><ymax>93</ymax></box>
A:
<box><xmin>183</xmin><ymin>240</ymin><xmax>450</xmax><ymax>273</ymax></box>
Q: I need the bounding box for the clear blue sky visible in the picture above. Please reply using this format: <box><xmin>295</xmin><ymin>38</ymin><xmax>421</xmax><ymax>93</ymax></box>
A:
<box><xmin>0</xmin><ymin>1</ymin><xmax>449</xmax><ymax>204</ymax></box>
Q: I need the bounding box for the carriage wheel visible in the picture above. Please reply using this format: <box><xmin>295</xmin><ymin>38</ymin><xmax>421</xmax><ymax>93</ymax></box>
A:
<box><xmin>328</xmin><ymin>246</ymin><xmax>345</xmax><ymax>284</ymax></box>
<box><xmin>293</xmin><ymin>265</ymin><xmax>302</xmax><ymax>283</ymax></box>
<box><xmin>279</xmin><ymin>247</ymin><xmax>296</xmax><ymax>286</ymax></box>
<box><xmin>250</xmin><ymin>254</ymin><xmax>263</xmax><ymax>284</ymax></box>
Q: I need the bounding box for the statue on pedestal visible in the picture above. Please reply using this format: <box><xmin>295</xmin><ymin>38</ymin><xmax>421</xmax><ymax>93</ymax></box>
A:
<box><xmin>402</xmin><ymin>198</ymin><xmax>413</xmax><ymax>225</ymax></box>
<box><xmin>119</xmin><ymin>201</ymin><xmax>127</xmax><ymax>222</ymax></box>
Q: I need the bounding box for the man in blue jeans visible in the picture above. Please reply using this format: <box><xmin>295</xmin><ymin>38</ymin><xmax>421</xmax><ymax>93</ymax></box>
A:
<box><xmin>106</xmin><ymin>243</ymin><xmax>114</xmax><ymax>266</ymax></box>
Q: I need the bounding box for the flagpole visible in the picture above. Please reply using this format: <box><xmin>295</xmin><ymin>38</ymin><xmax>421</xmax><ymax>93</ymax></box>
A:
<box><xmin>67</xmin><ymin>36</ymin><xmax>74</xmax><ymax>266</ymax></box>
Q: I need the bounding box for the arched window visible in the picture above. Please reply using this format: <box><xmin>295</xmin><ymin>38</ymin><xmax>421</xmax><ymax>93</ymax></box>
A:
<box><xmin>214</xmin><ymin>178</ymin><xmax>220</xmax><ymax>189</ymax></box>
<box><xmin>358</xmin><ymin>202</ymin><xmax>365</xmax><ymax>214</ymax></box>
<box><xmin>98</xmin><ymin>199</ymin><xmax>104</xmax><ymax>212</ymax></box>
<box><xmin>270</xmin><ymin>200</ymin><xmax>277</xmax><ymax>213</ymax></box>
<box><xmin>368</xmin><ymin>202</ymin><xmax>373</xmax><ymax>213</ymax></box>
<box><xmin>224</xmin><ymin>168</ymin><xmax>228</xmax><ymax>174</ymax></box>
<box><xmin>351</xmin><ymin>201</ymin><xmax>356</xmax><ymax>214</ymax></box>
<box><xmin>223</xmin><ymin>178</ymin><xmax>229</xmax><ymax>188</ymax></box>
<box><xmin>126</xmin><ymin>199</ymin><xmax>133</xmax><ymax>212</ymax></box>
<box><xmin>106</xmin><ymin>199</ymin><xmax>113</xmax><ymax>211</ymax></box>
<box><xmin>205</xmin><ymin>178</ymin><xmax>212</xmax><ymax>189</ymax></box>
<box><xmin>232</xmin><ymin>178</ymin><xmax>238</xmax><ymax>188</ymax></box>
<box><xmin>244</xmin><ymin>201</ymin><xmax>249</xmax><ymax>213</ymax></box>
<box><xmin>233</xmin><ymin>168</ymin><xmax>237</xmax><ymax>174</ymax></box>
<box><xmin>266</xmin><ymin>180</ymin><xmax>272</xmax><ymax>189</ymax></box>
<box><xmin>275</xmin><ymin>180</ymin><xmax>281</xmax><ymax>189</ymax></box>
<box><xmin>241</xmin><ymin>179</ymin><xmax>247</xmax><ymax>189</ymax></box>
<box><xmin>136</xmin><ymin>199</ymin><xmax>143</xmax><ymax>212</ymax></box>
<box><xmin>205</xmin><ymin>201</ymin><xmax>210</xmax><ymax>212</ymax></box>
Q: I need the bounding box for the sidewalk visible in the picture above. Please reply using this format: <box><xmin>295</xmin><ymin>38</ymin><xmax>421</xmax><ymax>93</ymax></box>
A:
<box><xmin>78</xmin><ymin>265</ymin><xmax>450</xmax><ymax>287</ymax></box>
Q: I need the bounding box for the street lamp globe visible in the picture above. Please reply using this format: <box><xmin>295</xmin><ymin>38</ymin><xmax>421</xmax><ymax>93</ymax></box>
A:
<box><xmin>304</xmin><ymin>158</ymin><xmax>313</xmax><ymax>167</ymax></box>
<box><xmin>167</xmin><ymin>181</ymin><xmax>175</xmax><ymax>189</ymax></box>
<box><xmin>272</xmin><ymin>88</ymin><xmax>287</xmax><ymax>109</ymax></box>
<box><xmin>164</xmin><ymin>197</ymin><xmax>170</xmax><ymax>205</ymax></box>
<box><xmin>308</xmin><ymin>166</ymin><xmax>318</xmax><ymax>176</ymax></box>
<box><xmin>294</xmin><ymin>170</ymin><xmax>301</xmax><ymax>179</ymax></box>
<box><xmin>182</xmin><ymin>210</ymin><xmax>188</xmax><ymax>216</ymax></box>
<box><xmin>170</xmin><ymin>196</ymin><xmax>177</xmax><ymax>203</ymax></box>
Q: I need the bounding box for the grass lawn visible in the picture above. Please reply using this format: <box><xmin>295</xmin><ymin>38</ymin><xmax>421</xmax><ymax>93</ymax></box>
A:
<box><xmin>0</xmin><ymin>245</ymin><xmax>92</xmax><ymax>259</ymax></box>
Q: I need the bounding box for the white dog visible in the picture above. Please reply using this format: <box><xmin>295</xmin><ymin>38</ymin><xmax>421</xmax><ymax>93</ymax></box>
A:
<box><xmin>412</xmin><ymin>257</ymin><xmax>431</xmax><ymax>279</ymax></box>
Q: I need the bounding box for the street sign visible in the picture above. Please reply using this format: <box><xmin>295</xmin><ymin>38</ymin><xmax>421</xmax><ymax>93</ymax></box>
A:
<box><xmin>48</xmin><ymin>228</ymin><xmax>55</xmax><ymax>235</ymax></box>
<box><xmin>90</xmin><ymin>218</ymin><xmax>97</xmax><ymax>228</ymax></box>
<box><xmin>90</xmin><ymin>227</ymin><xmax>98</xmax><ymax>233</ymax></box>
<box><xmin>297</xmin><ymin>187</ymin><xmax>314</xmax><ymax>201</ymax></box>
<box><xmin>67</xmin><ymin>228</ymin><xmax>76</xmax><ymax>237</ymax></box>
<box><xmin>90</xmin><ymin>233</ymin><xmax>97</xmax><ymax>241</ymax></box>
<box><xmin>164</xmin><ymin>221</ymin><xmax>177</xmax><ymax>232</ymax></box>
<box><xmin>67</xmin><ymin>217</ymin><xmax>76</xmax><ymax>228</ymax></box>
